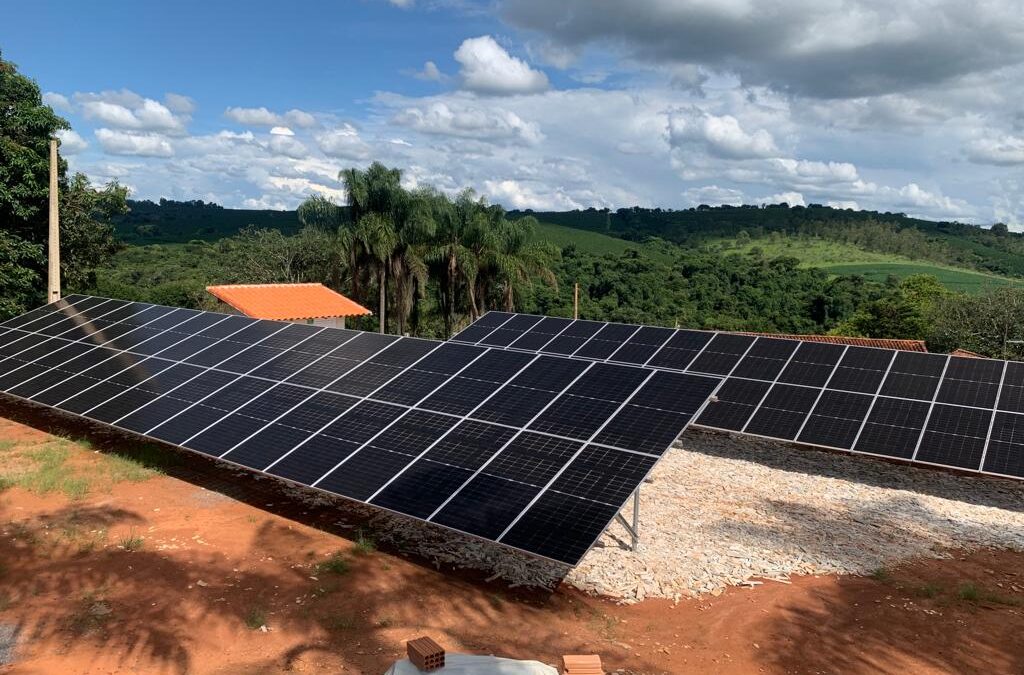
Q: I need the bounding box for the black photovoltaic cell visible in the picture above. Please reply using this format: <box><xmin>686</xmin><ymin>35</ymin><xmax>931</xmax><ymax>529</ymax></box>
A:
<box><xmin>984</xmin><ymin>412</ymin><xmax>1024</xmax><ymax>477</ymax></box>
<box><xmin>696</xmin><ymin>378</ymin><xmax>770</xmax><ymax>431</ymax></box>
<box><xmin>880</xmin><ymin>352</ymin><xmax>947</xmax><ymax>401</ymax></box>
<box><xmin>501</xmin><ymin>490</ymin><xmax>621</xmax><ymax>565</ymax></box>
<box><xmin>421</xmin><ymin>420</ymin><xmax>516</xmax><ymax>470</ymax></box>
<box><xmin>936</xmin><ymin>357</ymin><xmax>1004</xmax><ymax>408</ymax></box>
<box><xmin>688</xmin><ymin>333</ymin><xmax>755</xmax><ymax>375</ymax></box>
<box><xmin>797</xmin><ymin>390</ymin><xmax>873</xmax><ymax>449</ymax></box>
<box><xmin>777</xmin><ymin>342</ymin><xmax>844</xmax><ymax>387</ymax></box>
<box><xmin>453</xmin><ymin>311</ymin><xmax>1024</xmax><ymax>487</ymax></box>
<box><xmin>744</xmin><ymin>384</ymin><xmax>820</xmax><ymax>439</ymax></box>
<box><xmin>731</xmin><ymin>338</ymin><xmax>798</xmax><ymax>381</ymax></box>
<box><xmin>999</xmin><ymin>363</ymin><xmax>1024</xmax><ymax>414</ymax></box>
<box><xmin>826</xmin><ymin>347</ymin><xmax>893</xmax><ymax>393</ymax></box>
<box><xmin>916</xmin><ymin>404</ymin><xmax>992</xmax><ymax>469</ymax></box>
<box><xmin>431</xmin><ymin>473</ymin><xmax>543</xmax><ymax>540</ymax></box>
<box><xmin>854</xmin><ymin>397</ymin><xmax>931</xmax><ymax>459</ymax></box>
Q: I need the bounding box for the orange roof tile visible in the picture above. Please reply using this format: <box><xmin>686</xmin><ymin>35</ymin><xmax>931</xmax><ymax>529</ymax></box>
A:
<box><xmin>950</xmin><ymin>348</ymin><xmax>985</xmax><ymax>358</ymax></box>
<box><xmin>733</xmin><ymin>331</ymin><xmax>928</xmax><ymax>352</ymax></box>
<box><xmin>206</xmin><ymin>283</ymin><xmax>371</xmax><ymax>321</ymax></box>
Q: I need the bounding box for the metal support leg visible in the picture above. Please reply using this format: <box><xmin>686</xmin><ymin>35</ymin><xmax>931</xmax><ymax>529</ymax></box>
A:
<box><xmin>615</xmin><ymin>485</ymin><xmax>640</xmax><ymax>551</ymax></box>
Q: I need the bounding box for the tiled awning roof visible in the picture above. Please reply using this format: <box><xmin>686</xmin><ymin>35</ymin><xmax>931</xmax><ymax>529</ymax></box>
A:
<box><xmin>206</xmin><ymin>283</ymin><xmax>371</xmax><ymax>321</ymax></box>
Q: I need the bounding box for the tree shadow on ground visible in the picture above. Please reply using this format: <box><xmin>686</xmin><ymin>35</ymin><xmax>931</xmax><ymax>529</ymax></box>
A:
<box><xmin>681</xmin><ymin>428</ymin><xmax>1024</xmax><ymax>513</ymax></box>
<box><xmin>710</xmin><ymin>495</ymin><xmax>1024</xmax><ymax>674</ymax></box>
<box><xmin>0</xmin><ymin>396</ymin><xmax>649</xmax><ymax>673</ymax></box>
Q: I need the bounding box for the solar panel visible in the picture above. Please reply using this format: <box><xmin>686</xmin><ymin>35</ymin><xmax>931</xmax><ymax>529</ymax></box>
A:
<box><xmin>0</xmin><ymin>296</ymin><xmax>721</xmax><ymax>565</ymax></box>
<box><xmin>453</xmin><ymin>311</ymin><xmax>1024</xmax><ymax>481</ymax></box>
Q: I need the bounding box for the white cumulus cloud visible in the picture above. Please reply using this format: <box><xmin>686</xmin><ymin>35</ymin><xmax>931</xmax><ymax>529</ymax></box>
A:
<box><xmin>225</xmin><ymin>106</ymin><xmax>317</xmax><ymax>128</ymax></box>
<box><xmin>43</xmin><ymin>92</ymin><xmax>72</xmax><ymax>112</ymax></box>
<box><xmin>55</xmin><ymin>129</ymin><xmax>88</xmax><ymax>154</ymax></box>
<box><xmin>455</xmin><ymin>36</ymin><xmax>549</xmax><ymax>95</ymax></box>
<box><xmin>74</xmin><ymin>90</ymin><xmax>189</xmax><ymax>135</ymax></box>
<box><xmin>668</xmin><ymin>107</ymin><xmax>778</xmax><ymax>160</ymax></box>
<box><xmin>392</xmin><ymin>100</ymin><xmax>543</xmax><ymax>144</ymax></box>
<box><xmin>95</xmin><ymin>129</ymin><xmax>174</xmax><ymax>157</ymax></box>
<box><xmin>966</xmin><ymin>135</ymin><xmax>1024</xmax><ymax>166</ymax></box>
<box><xmin>316</xmin><ymin>124</ymin><xmax>372</xmax><ymax>160</ymax></box>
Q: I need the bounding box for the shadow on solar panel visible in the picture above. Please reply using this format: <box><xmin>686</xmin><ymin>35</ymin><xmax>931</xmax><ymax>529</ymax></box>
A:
<box><xmin>0</xmin><ymin>297</ymin><xmax>724</xmax><ymax>567</ymax></box>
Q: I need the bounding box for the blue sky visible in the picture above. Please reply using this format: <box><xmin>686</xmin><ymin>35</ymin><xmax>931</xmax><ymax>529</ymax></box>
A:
<box><xmin>4</xmin><ymin>0</ymin><xmax>1024</xmax><ymax>225</ymax></box>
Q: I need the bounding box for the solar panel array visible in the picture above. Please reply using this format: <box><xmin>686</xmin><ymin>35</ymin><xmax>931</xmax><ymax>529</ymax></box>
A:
<box><xmin>452</xmin><ymin>312</ymin><xmax>1024</xmax><ymax>481</ymax></box>
<box><xmin>0</xmin><ymin>296</ymin><xmax>721</xmax><ymax>565</ymax></box>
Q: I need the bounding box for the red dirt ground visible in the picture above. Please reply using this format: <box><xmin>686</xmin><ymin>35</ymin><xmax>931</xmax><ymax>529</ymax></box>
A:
<box><xmin>1</xmin><ymin>408</ymin><xmax>1024</xmax><ymax>675</ymax></box>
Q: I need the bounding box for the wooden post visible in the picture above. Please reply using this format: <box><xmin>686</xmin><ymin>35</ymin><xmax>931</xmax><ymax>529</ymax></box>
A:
<box><xmin>573</xmin><ymin>282</ymin><xmax>579</xmax><ymax>320</ymax></box>
<box><xmin>48</xmin><ymin>139</ymin><xmax>61</xmax><ymax>302</ymax></box>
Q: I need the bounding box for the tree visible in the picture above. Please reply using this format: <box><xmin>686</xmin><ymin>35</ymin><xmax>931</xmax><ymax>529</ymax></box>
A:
<box><xmin>226</xmin><ymin>226</ymin><xmax>334</xmax><ymax>284</ymax></box>
<box><xmin>353</xmin><ymin>212</ymin><xmax>397</xmax><ymax>333</ymax></box>
<box><xmin>991</xmin><ymin>222</ymin><xmax>1009</xmax><ymax>237</ymax></box>
<box><xmin>929</xmin><ymin>287</ymin><xmax>1024</xmax><ymax>359</ymax></box>
<box><xmin>424</xmin><ymin>189</ymin><xmax>488</xmax><ymax>337</ymax></box>
<box><xmin>830</xmin><ymin>274</ymin><xmax>950</xmax><ymax>340</ymax></box>
<box><xmin>485</xmin><ymin>216</ymin><xmax>559</xmax><ymax>312</ymax></box>
<box><xmin>0</xmin><ymin>50</ymin><xmax>127</xmax><ymax>318</ymax></box>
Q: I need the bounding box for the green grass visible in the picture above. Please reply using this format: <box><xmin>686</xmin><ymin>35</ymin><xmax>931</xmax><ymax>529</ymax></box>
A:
<box><xmin>821</xmin><ymin>263</ymin><xmax>1023</xmax><ymax>294</ymax></box>
<box><xmin>713</xmin><ymin>236</ymin><xmax>910</xmax><ymax>266</ymax></box>
<box><xmin>118</xmin><ymin>528</ymin><xmax>144</xmax><ymax>552</ymax></box>
<box><xmin>244</xmin><ymin>607</ymin><xmax>267</xmax><ymax>630</ymax></box>
<box><xmin>13</xmin><ymin>442</ymin><xmax>91</xmax><ymax>499</ymax></box>
<box><xmin>709</xmin><ymin>235</ymin><xmax>1023</xmax><ymax>294</ymax></box>
<box><xmin>315</xmin><ymin>553</ymin><xmax>350</xmax><ymax>576</ymax></box>
<box><xmin>326</xmin><ymin>612</ymin><xmax>356</xmax><ymax>630</ymax></box>
<box><xmin>353</xmin><ymin>530</ymin><xmax>376</xmax><ymax>555</ymax></box>
<box><xmin>957</xmin><ymin>582</ymin><xmax>1020</xmax><ymax>605</ymax></box>
<box><xmin>535</xmin><ymin>221</ymin><xmax>677</xmax><ymax>264</ymax></box>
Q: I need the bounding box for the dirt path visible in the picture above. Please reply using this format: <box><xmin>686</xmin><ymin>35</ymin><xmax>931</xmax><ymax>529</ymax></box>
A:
<box><xmin>1</xmin><ymin>410</ymin><xmax>1023</xmax><ymax>674</ymax></box>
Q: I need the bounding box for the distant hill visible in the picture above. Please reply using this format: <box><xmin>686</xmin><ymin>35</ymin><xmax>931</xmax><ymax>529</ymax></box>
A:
<box><xmin>114</xmin><ymin>199</ymin><xmax>1024</xmax><ymax>284</ymax></box>
<box><xmin>509</xmin><ymin>204</ymin><xmax>1024</xmax><ymax>278</ymax></box>
<box><xmin>113</xmin><ymin>199</ymin><xmax>301</xmax><ymax>244</ymax></box>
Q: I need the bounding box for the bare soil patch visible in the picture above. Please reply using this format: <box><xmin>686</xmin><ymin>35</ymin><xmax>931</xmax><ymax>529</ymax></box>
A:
<box><xmin>1</xmin><ymin>403</ymin><xmax>1023</xmax><ymax>674</ymax></box>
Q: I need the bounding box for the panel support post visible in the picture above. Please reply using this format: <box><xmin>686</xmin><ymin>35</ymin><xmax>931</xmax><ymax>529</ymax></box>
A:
<box><xmin>615</xmin><ymin>485</ymin><xmax>640</xmax><ymax>551</ymax></box>
<box><xmin>48</xmin><ymin>138</ymin><xmax>61</xmax><ymax>303</ymax></box>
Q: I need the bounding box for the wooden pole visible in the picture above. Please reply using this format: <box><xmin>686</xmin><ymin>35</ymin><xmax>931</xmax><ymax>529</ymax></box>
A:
<box><xmin>573</xmin><ymin>282</ymin><xmax>579</xmax><ymax>320</ymax></box>
<box><xmin>48</xmin><ymin>139</ymin><xmax>61</xmax><ymax>302</ymax></box>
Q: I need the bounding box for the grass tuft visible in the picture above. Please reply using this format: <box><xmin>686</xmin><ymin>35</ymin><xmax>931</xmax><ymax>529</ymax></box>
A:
<box><xmin>12</xmin><ymin>443</ymin><xmax>91</xmax><ymax>499</ymax></box>
<box><xmin>326</xmin><ymin>612</ymin><xmax>356</xmax><ymax>630</ymax></box>
<box><xmin>315</xmin><ymin>553</ymin><xmax>350</xmax><ymax>576</ymax></box>
<box><xmin>244</xmin><ymin>607</ymin><xmax>267</xmax><ymax>630</ymax></box>
<box><xmin>869</xmin><ymin>567</ymin><xmax>890</xmax><ymax>582</ymax></box>
<box><xmin>353</xmin><ymin>529</ymin><xmax>376</xmax><ymax>555</ymax></box>
<box><xmin>118</xmin><ymin>528</ymin><xmax>144</xmax><ymax>552</ymax></box>
<box><xmin>957</xmin><ymin>582</ymin><xmax>1020</xmax><ymax>606</ymax></box>
<box><xmin>916</xmin><ymin>583</ymin><xmax>943</xmax><ymax>599</ymax></box>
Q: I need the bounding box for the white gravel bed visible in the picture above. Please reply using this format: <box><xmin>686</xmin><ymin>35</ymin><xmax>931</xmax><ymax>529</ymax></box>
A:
<box><xmin>569</xmin><ymin>430</ymin><xmax>1024</xmax><ymax>602</ymax></box>
<box><xmin>276</xmin><ymin>429</ymin><xmax>1024</xmax><ymax>603</ymax></box>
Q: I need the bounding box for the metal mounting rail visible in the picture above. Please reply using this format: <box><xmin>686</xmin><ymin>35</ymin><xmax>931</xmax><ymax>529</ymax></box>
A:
<box><xmin>615</xmin><ymin>486</ymin><xmax>641</xmax><ymax>551</ymax></box>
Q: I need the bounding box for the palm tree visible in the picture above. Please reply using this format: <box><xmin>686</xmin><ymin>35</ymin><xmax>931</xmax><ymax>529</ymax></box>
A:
<box><xmin>479</xmin><ymin>215</ymin><xmax>560</xmax><ymax>313</ymax></box>
<box><xmin>387</xmin><ymin>190</ymin><xmax>434</xmax><ymax>335</ymax></box>
<box><xmin>296</xmin><ymin>195</ymin><xmax>345</xmax><ymax>291</ymax></box>
<box><xmin>424</xmin><ymin>189</ymin><xmax>485</xmax><ymax>338</ymax></box>
<box><xmin>354</xmin><ymin>212</ymin><xmax>397</xmax><ymax>333</ymax></box>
